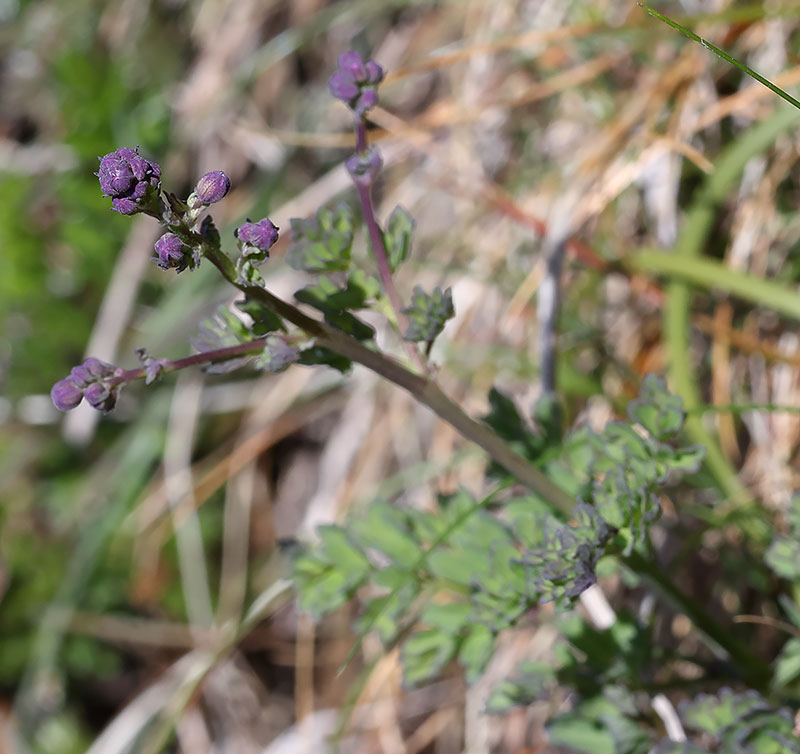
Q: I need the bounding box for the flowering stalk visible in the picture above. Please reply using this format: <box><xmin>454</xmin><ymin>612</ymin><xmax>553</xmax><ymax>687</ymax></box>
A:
<box><xmin>51</xmin><ymin>57</ymin><xmax>754</xmax><ymax>682</ymax></box>
<box><xmin>331</xmin><ymin>52</ymin><xmax>427</xmax><ymax>373</ymax></box>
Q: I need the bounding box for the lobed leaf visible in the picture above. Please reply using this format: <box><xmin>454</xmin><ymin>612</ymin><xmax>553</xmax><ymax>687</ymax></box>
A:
<box><xmin>401</xmin><ymin>285</ymin><xmax>454</xmax><ymax>345</ymax></box>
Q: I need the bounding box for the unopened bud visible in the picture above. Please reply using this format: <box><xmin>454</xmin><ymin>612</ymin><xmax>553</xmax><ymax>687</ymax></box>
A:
<box><xmin>51</xmin><ymin>379</ymin><xmax>84</xmax><ymax>411</ymax></box>
<box><xmin>194</xmin><ymin>171</ymin><xmax>231</xmax><ymax>205</ymax></box>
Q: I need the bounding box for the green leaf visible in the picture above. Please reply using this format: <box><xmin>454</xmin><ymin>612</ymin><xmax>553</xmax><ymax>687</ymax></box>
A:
<box><xmin>358</xmin><ymin>577</ymin><xmax>418</xmax><ymax>643</ymax></box>
<box><xmin>292</xmin><ymin>525</ymin><xmax>371</xmax><ymax>618</ymax></box>
<box><xmin>485</xmin><ymin>660</ymin><xmax>555</xmax><ymax>713</ymax></box>
<box><xmin>482</xmin><ymin>387</ymin><xmax>543</xmax><ymax>463</ymax></box>
<box><xmin>779</xmin><ymin>595</ymin><xmax>800</xmax><ymax>630</ymax></box>
<box><xmin>546</xmin><ymin>715</ymin><xmax>615</xmax><ymax>754</ymax></box>
<box><xmin>681</xmin><ymin>689</ymin><xmax>769</xmax><ymax>737</ymax></box>
<box><xmin>350</xmin><ymin>502</ymin><xmax>421</xmax><ymax>569</ymax></box>
<box><xmin>287</xmin><ymin>202</ymin><xmax>354</xmax><ymax>273</ymax></box>
<box><xmin>764</xmin><ymin>537</ymin><xmax>800</xmax><ymax>580</ymax></box>
<box><xmin>427</xmin><ymin>547</ymin><xmax>485</xmax><ymax>586</ymax></box>
<box><xmin>401</xmin><ymin>627</ymin><xmax>458</xmax><ymax>686</ymax></box>
<box><xmin>382</xmin><ymin>205</ymin><xmax>414</xmax><ymax>273</ymax></box>
<box><xmin>294</xmin><ymin>273</ymin><xmax>376</xmax><ymax>340</ymax></box>
<box><xmin>401</xmin><ymin>285</ymin><xmax>454</xmax><ymax>344</ymax></box>
<box><xmin>627</xmin><ymin>374</ymin><xmax>685</xmax><ymax>440</ymax></box>
<box><xmin>191</xmin><ymin>305</ymin><xmax>255</xmax><ymax>374</ymax></box>
<box><xmin>236</xmin><ymin>297</ymin><xmax>284</xmax><ymax>336</ymax></box>
<box><xmin>458</xmin><ymin>624</ymin><xmax>494</xmax><ymax>682</ymax></box>
<box><xmin>295</xmin><ymin>274</ymin><xmax>364</xmax><ymax>312</ymax></box>
<box><xmin>420</xmin><ymin>602</ymin><xmax>471</xmax><ymax>634</ymax></box>
<box><xmin>323</xmin><ymin>309</ymin><xmax>375</xmax><ymax>341</ymax></box>
<box><xmin>252</xmin><ymin>335</ymin><xmax>300</xmax><ymax>373</ymax></box>
<box><xmin>297</xmin><ymin>345</ymin><xmax>351</xmax><ymax>373</ymax></box>
<box><xmin>774</xmin><ymin>637</ymin><xmax>800</xmax><ymax>688</ymax></box>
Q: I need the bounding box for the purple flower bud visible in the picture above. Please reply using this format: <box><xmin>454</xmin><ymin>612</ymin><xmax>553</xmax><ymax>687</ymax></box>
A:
<box><xmin>195</xmin><ymin>171</ymin><xmax>231</xmax><ymax>205</ymax></box>
<box><xmin>153</xmin><ymin>233</ymin><xmax>191</xmax><ymax>271</ymax></box>
<box><xmin>364</xmin><ymin>60</ymin><xmax>384</xmax><ymax>85</ymax></box>
<box><xmin>70</xmin><ymin>357</ymin><xmax>116</xmax><ymax>387</ymax></box>
<box><xmin>328</xmin><ymin>72</ymin><xmax>360</xmax><ymax>102</ymax></box>
<box><xmin>236</xmin><ymin>218</ymin><xmax>279</xmax><ymax>253</ymax></box>
<box><xmin>84</xmin><ymin>382</ymin><xmax>117</xmax><ymax>413</ymax></box>
<box><xmin>96</xmin><ymin>147</ymin><xmax>161</xmax><ymax>216</ymax></box>
<box><xmin>338</xmin><ymin>51</ymin><xmax>368</xmax><ymax>81</ymax></box>
<box><xmin>345</xmin><ymin>147</ymin><xmax>382</xmax><ymax>186</ymax></box>
<box><xmin>51</xmin><ymin>378</ymin><xmax>84</xmax><ymax>411</ymax></box>
<box><xmin>329</xmin><ymin>50</ymin><xmax>383</xmax><ymax>114</ymax></box>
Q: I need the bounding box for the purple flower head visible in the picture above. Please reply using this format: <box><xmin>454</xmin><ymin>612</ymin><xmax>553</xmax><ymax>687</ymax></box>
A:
<box><xmin>194</xmin><ymin>171</ymin><xmax>231</xmax><ymax>205</ymax></box>
<box><xmin>51</xmin><ymin>357</ymin><xmax>124</xmax><ymax>413</ymax></box>
<box><xmin>345</xmin><ymin>147</ymin><xmax>382</xmax><ymax>186</ymax></box>
<box><xmin>329</xmin><ymin>51</ymin><xmax>384</xmax><ymax>115</ymax></box>
<box><xmin>96</xmin><ymin>146</ymin><xmax>161</xmax><ymax>216</ymax></box>
<box><xmin>51</xmin><ymin>378</ymin><xmax>84</xmax><ymax>411</ymax></box>
<box><xmin>153</xmin><ymin>232</ymin><xmax>192</xmax><ymax>272</ymax></box>
<box><xmin>236</xmin><ymin>218</ymin><xmax>279</xmax><ymax>254</ymax></box>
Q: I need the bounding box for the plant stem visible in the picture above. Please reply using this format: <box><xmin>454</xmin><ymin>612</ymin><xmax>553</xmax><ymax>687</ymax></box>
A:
<box><xmin>110</xmin><ymin>339</ymin><xmax>270</xmax><ymax>387</ymax></box>
<box><xmin>201</xmin><ymin>243</ymin><xmax>574</xmax><ymax>514</ymax></box>
<box><xmin>352</xmin><ymin>118</ymin><xmax>427</xmax><ymax>373</ymax></box>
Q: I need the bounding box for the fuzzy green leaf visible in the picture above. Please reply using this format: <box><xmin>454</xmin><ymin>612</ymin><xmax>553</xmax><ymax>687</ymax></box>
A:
<box><xmin>383</xmin><ymin>205</ymin><xmax>414</xmax><ymax>273</ymax></box>
<box><xmin>402</xmin><ymin>285</ymin><xmax>454</xmax><ymax>344</ymax></box>
<box><xmin>287</xmin><ymin>202</ymin><xmax>354</xmax><ymax>273</ymax></box>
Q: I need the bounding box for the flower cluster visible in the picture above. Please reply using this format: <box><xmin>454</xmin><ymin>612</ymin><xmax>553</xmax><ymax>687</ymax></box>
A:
<box><xmin>96</xmin><ymin>147</ymin><xmax>161</xmax><ymax>216</ymax></box>
<box><xmin>51</xmin><ymin>358</ymin><xmax>124</xmax><ymax>413</ymax></box>
<box><xmin>329</xmin><ymin>51</ymin><xmax>384</xmax><ymax>116</ymax></box>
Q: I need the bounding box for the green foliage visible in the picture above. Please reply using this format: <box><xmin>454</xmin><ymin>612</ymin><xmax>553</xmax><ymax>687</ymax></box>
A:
<box><xmin>294</xmin><ymin>273</ymin><xmax>377</xmax><ymax>341</ymax></box>
<box><xmin>765</xmin><ymin>495</ymin><xmax>800</xmax><ymax>580</ymax></box>
<box><xmin>297</xmin><ymin>345</ymin><xmax>352</xmax><ymax>373</ymax></box>
<box><xmin>236</xmin><ymin>297</ymin><xmax>285</xmax><ymax>336</ymax></box>
<box><xmin>293</xmin><ymin>526</ymin><xmax>371</xmax><ymax>617</ymax></box>
<box><xmin>287</xmin><ymin>202</ymin><xmax>355</xmax><ymax>272</ymax></box>
<box><xmin>401</xmin><ymin>285</ymin><xmax>455</xmax><ymax>345</ymax></box>
<box><xmin>680</xmin><ymin>689</ymin><xmax>797</xmax><ymax>753</ymax></box>
<box><xmin>483</xmin><ymin>387</ymin><xmax>545</xmax><ymax>463</ymax></box>
<box><xmin>289</xmin><ymin>203</ymin><xmax>379</xmax><ymax>341</ymax></box>
<box><xmin>191</xmin><ymin>305</ymin><xmax>258</xmax><ymax>374</ymax></box>
<box><xmin>293</xmin><ymin>378</ymin><xmax>702</xmax><ymax>688</ymax></box>
<box><xmin>382</xmin><ymin>205</ymin><xmax>414</xmax><ymax>273</ymax></box>
<box><xmin>252</xmin><ymin>335</ymin><xmax>300</xmax><ymax>372</ymax></box>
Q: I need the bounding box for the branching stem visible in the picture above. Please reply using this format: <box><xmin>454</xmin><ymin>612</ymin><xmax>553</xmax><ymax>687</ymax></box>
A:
<box><xmin>200</xmin><ymin>243</ymin><xmax>573</xmax><ymax>513</ymax></box>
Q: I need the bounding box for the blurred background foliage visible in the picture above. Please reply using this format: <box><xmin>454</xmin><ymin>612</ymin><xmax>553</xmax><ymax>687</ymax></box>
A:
<box><xmin>3</xmin><ymin>0</ymin><xmax>800</xmax><ymax>752</ymax></box>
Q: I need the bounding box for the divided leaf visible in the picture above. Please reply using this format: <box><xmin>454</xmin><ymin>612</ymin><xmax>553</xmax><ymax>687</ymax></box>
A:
<box><xmin>293</xmin><ymin>526</ymin><xmax>371</xmax><ymax>618</ymax></box>
<box><xmin>190</xmin><ymin>305</ymin><xmax>256</xmax><ymax>374</ymax></box>
<box><xmin>287</xmin><ymin>202</ymin><xmax>355</xmax><ymax>273</ymax></box>
<box><xmin>402</xmin><ymin>285</ymin><xmax>454</xmax><ymax>345</ymax></box>
<box><xmin>236</xmin><ymin>297</ymin><xmax>284</xmax><ymax>336</ymax></box>
<box><xmin>627</xmin><ymin>374</ymin><xmax>685</xmax><ymax>440</ymax></box>
<box><xmin>252</xmin><ymin>335</ymin><xmax>300</xmax><ymax>373</ymax></box>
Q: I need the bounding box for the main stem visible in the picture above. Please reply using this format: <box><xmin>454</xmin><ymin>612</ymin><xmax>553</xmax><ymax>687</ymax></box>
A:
<box><xmin>202</xmin><ymin>243</ymin><xmax>573</xmax><ymax>514</ymax></box>
<box><xmin>198</xmin><ymin>244</ymin><xmax>762</xmax><ymax>687</ymax></box>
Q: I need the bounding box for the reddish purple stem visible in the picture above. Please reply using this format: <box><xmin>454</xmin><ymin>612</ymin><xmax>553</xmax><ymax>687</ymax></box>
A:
<box><xmin>353</xmin><ymin>119</ymin><xmax>426</xmax><ymax>373</ymax></box>
<box><xmin>110</xmin><ymin>339</ymin><xmax>268</xmax><ymax>387</ymax></box>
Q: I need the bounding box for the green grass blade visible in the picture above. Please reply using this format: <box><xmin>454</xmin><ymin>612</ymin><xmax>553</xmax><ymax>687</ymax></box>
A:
<box><xmin>630</xmin><ymin>250</ymin><xmax>800</xmax><ymax>322</ymax></box>
<box><xmin>642</xmin><ymin>4</ymin><xmax>800</xmax><ymax>111</ymax></box>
